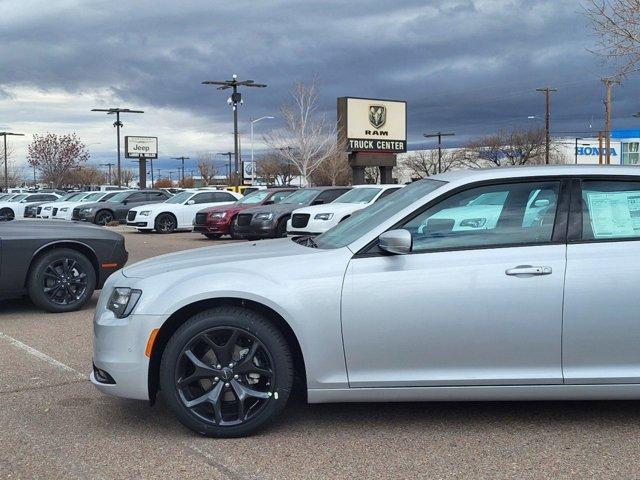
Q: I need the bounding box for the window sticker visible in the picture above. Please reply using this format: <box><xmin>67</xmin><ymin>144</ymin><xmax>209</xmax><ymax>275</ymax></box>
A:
<box><xmin>586</xmin><ymin>191</ymin><xmax>640</xmax><ymax>238</ymax></box>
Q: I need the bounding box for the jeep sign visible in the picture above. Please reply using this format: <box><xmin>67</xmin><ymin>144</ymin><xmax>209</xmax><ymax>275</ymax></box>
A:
<box><xmin>125</xmin><ymin>136</ymin><xmax>158</xmax><ymax>159</ymax></box>
<box><xmin>338</xmin><ymin>97</ymin><xmax>407</xmax><ymax>153</ymax></box>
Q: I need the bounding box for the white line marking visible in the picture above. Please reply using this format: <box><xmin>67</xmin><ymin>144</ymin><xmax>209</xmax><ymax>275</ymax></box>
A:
<box><xmin>0</xmin><ymin>332</ymin><xmax>86</xmax><ymax>380</ymax></box>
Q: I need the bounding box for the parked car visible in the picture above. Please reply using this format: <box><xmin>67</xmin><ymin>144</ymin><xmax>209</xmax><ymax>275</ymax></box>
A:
<box><xmin>24</xmin><ymin>192</ymin><xmax>81</xmax><ymax>218</ymax></box>
<box><xmin>0</xmin><ymin>220</ymin><xmax>127</xmax><ymax>312</ymax></box>
<box><xmin>72</xmin><ymin>190</ymin><xmax>171</xmax><ymax>225</ymax></box>
<box><xmin>38</xmin><ymin>192</ymin><xmax>98</xmax><ymax>219</ymax></box>
<box><xmin>126</xmin><ymin>190</ymin><xmax>242</xmax><ymax>234</ymax></box>
<box><xmin>92</xmin><ymin>165</ymin><xmax>640</xmax><ymax>437</ymax></box>
<box><xmin>287</xmin><ymin>184</ymin><xmax>403</xmax><ymax>235</ymax></box>
<box><xmin>231</xmin><ymin>186</ymin><xmax>351</xmax><ymax>239</ymax></box>
<box><xmin>0</xmin><ymin>193</ymin><xmax>61</xmax><ymax>220</ymax></box>
<box><xmin>51</xmin><ymin>191</ymin><xmax>120</xmax><ymax>220</ymax></box>
<box><xmin>194</xmin><ymin>188</ymin><xmax>297</xmax><ymax>239</ymax></box>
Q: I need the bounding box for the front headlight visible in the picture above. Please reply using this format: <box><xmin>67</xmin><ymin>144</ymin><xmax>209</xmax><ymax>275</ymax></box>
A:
<box><xmin>210</xmin><ymin>212</ymin><xmax>226</xmax><ymax>219</ymax></box>
<box><xmin>314</xmin><ymin>213</ymin><xmax>334</xmax><ymax>221</ymax></box>
<box><xmin>139</xmin><ymin>211</ymin><xmax>151</xmax><ymax>216</ymax></box>
<box><xmin>255</xmin><ymin>212</ymin><xmax>273</xmax><ymax>221</ymax></box>
<box><xmin>107</xmin><ymin>287</ymin><xmax>142</xmax><ymax>318</ymax></box>
<box><xmin>60</xmin><ymin>207</ymin><xmax>68</xmax><ymax>212</ymax></box>
<box><xmin>81</xmin><ymin>207</ymin><xmax>94</xmax><ymax>213</ymax></box>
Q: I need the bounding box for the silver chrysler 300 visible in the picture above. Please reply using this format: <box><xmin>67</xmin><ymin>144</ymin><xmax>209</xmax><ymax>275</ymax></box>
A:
<box><xmin>92</xmin><ymin>165</ymin><xmax>640</xmax><ymax>437</ymax></box>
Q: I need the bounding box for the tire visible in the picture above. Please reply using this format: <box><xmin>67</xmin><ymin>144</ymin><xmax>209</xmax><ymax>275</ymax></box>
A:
<box><xmin>0</xmin><ymin>208</ymin><xmax>15</xmax><ymax>221</ymax></box>
<box><xmin>274</xmin><ymin>217</ymin><xmax>287</xmax><ymax>238</ymax></box>
<box><xmin>160</xmin><ymin>306</ymin><xmax>294</xmax><ymax>438</ymax></box>
<box><xmin>205</xmin><ymin>233</ymin><xmax>221</xmax><ymax>240</ymax></box>
<box><xmin>155</xmin><ymin>213</ymin><xmax>177</xmax><ymax>234</ymax></box>
<box><xmin>229</xmin><ymin>217</ymin><xmax>238</xmax><ymax>239</ymax></box>
<box><xmin>27</xmin><ymin>248</ymin><xmax>96</xmax><ymax>313</ymax></box>
<box><xmin>94</xmin><ymin>210</ymin><xmax>114</xmax><ymax>226</ymax></box>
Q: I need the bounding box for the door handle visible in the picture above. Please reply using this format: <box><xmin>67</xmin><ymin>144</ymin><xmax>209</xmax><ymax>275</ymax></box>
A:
<box><xmin>505</xmin><ymin>265</ymin><xmax>552</xmax><ymax>276</ymax></box>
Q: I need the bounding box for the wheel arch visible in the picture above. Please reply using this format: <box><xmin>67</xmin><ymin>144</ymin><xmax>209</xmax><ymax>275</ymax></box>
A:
<box><xmin>147</xmin><ymin>297</ymin><xmax>307</xmax><ymax>404</ymax></box>
<box><xmin>25</xmin><ymin>241</ymin><xmax>100</xmax><ymax>288</ymax></box>
<box><xmin>154</xmin><ymin>211</ymin><xmax>178</xmax><ymax>229</ymax></box>
<box><xmin>95</xmin><ymin>208</ymin><xmax>115</xmax><ymax>223</ymax></box>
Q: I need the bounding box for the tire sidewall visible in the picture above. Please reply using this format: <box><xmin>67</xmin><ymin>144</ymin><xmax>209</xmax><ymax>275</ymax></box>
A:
<box><xmin>28</xmin><ymin>248</ymin><xmax>97</xmax><ymax>313</ymax></box>
<box><xmin>159</xmin><ymin>307</ymin><xmax>293</xmax><ymax>437</ymax></box>
<box><xmin>95</xmin><ymin>210</ymin><xmax>113</xmax><ymax>225</ymax></box>
<box><xmin>155</xmin><ymin>213</ymin><xmax>176</xmax><ymax>234</ymax></box>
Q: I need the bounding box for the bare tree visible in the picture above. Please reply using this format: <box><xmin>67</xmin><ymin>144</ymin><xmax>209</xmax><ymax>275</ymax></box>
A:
<box><xmin>120</xmin><ymin>168</ymin><xmax>135</xmax><ymax>186</ymax></box>
<box><xmin>179</xmin><ymin>176</ymin><xmax>195</xmax><ymax>188</ymax></box>
<box><xmin>584</xmin><ymin>0</ymin><xmax>640</xmax><ymax>76</ymax></box>
<box><xmin>401</xmin><ymin>149</ymin><xmax>461</xmax><ymax>179</ymax></box>
<box><xmin>27</xmin><ymin>133</ymin><xmax>89</xmax><ymax>188</ymax></box>
<box><xmin>309</xmin><ymin>151</ymin><xmax>351</xmax><ymax>186</ymax></box>
<box><xmin>67</xmin><ymin>166</ymin><xmax>106</xmax><ymax>187</ymax></box>
<box><xmin>154</xmin><ymin>177</ymin><xmax>173</xmax><ymax>188</ymax></box>
<box><xmin>197</xmin><ymin>153</ymin><xmax>218</xmax><ymax>185</ymax></box>
<box><xmin>364</xmin><ymin>166</ymin><xmax>380</xmax><ymax>184</ymax></box>
<box><xmin>256</xmin><ymin>153</ymin><xmax>294</xmax><ymax>186</ymax></box>
<box><xmin>462</xmin><ymin>128</ymin><xmax>550</xmax><ymax>167</ymax></box>
<box><xmin>264</xmin><ymin>79</ymin><xmax>337</xmax><ymax>183</ymax></box>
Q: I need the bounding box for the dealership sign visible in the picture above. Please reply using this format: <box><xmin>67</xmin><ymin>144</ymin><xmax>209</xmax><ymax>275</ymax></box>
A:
<box><xmin>125</xmin><ymin>136</ymin><xmax>158</xmax><ymax>159</ymax></box>
<box><xmin>576</xmin><ymin>146</ymin><xmax>618</xmax><ymax>156</ymax></box>
<box><xmin>337</xmin><ymin>97</ymin><xmax>407</xmax><ymax>153</ymax></box>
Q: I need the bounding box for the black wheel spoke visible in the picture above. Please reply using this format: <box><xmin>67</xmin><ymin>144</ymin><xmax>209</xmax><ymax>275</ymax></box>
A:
<box><xmin>178</xmin><ymin>350</ymin><xmax>221</xmax><ymax>387</ymax></box>
<box><xmin>40</xmin><ymin>257</ymin><xmax>88</xmax><ymax>306</ymax></box>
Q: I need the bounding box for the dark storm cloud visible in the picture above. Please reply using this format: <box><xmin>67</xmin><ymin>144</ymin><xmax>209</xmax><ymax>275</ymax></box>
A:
<box><xmin>0</xmin><ymin>0</ymin><xmax>636</xmax><ymax>153</ymax></box>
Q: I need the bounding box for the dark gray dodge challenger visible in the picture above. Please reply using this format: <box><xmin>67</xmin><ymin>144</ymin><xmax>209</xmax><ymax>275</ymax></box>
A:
<box><xmin>0</xmin><ymin>220</ymin><xmax>128</xmax><ymax>312</ymax></box>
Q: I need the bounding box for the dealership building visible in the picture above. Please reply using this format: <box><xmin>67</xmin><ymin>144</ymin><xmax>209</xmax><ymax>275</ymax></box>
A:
<box><xmin>559</xmin><ymin>129</ymin><xmax>640</xmax><ymax>165</ymax></box>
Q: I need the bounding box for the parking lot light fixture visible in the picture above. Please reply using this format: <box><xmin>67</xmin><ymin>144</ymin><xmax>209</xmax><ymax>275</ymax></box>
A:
<box><xmin>250</xmin><ymin>116</ymin><xmax>274</xmax><ymax>185</ymax></box>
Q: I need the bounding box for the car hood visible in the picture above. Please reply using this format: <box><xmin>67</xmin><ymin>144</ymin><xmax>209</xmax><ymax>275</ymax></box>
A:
<box><xmin>293</xmin><ymin>202</ymin><xmax>366</xmax><ymax>216</ymax></box>
<box><xmin>239</xmin><ymin>203</ymin><xmax>305</xmax><ymax>217</ymax></box>
<box><xmin>122</xmin><ymin>237</ymin><xmax>312</xmax><ymax>279</ymax></box>
<box><xmin>3</xmin><ymin>220</ymin><xmax>122</xmax><ymax>238</ymax></box>
<box><xmin>76</xmin><ymin>201</ymin><xmax>114</xmax><ymax>210</ymax></box>
<box><xmin>130</xmin><ymin>202</ymin><xmax>175</xmax><ymax>213</ymax></box>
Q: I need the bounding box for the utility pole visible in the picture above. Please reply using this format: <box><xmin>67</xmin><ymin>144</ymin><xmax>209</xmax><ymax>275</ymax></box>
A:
<box><xmin>100</xmin><ymin>162</ymin><xmax>115</xmax><ymax>184</ymax></box>
<box><xmin>423</xmin><ymin>132</ymin><xmax>455</xmax><ymax>174</ymax></box>
<box><xmin>0</xmin><ymin>132</ymin><xmax>25</xmax><ymax>191</ymax></box>
<box><xmin>91</xmin><ymin>108</ymin><xmax>143</xmax><ymax>186</ymax></box>
<box><xmin>203</xmin><ymin>75</ymin><xmax>267</xmax><ymax>187</ymax></box>
<box><xmin>172</xmin><ymin>156</ymin><xmax>190</xmax><ymax>184</ymax></box>
<box><xmin>250</xmin><ymin>116</ymin><xmax>274</xmax><ymax>185</ymax></box>
<box><xmin>536</xmin><ymin>87</ymin><xmax>557</xmax><ymax>164</ymax></box>
<box><xmin>602</xmin><ymin>78</ymin><xmax>620</xmax><ymax>164</ymax></box>
<box><xmin>598</xmin><ymin>131</ymin><xmax>604</xmax><ymax>164</ymax></box>
<box><xmin>218</xmin><ymin>152</ymin><xmax>233</xmax><ymax>183</ymax></box>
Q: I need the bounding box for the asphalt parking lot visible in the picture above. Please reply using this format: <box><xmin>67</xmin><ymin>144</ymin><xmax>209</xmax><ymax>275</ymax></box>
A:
<box><xmin>2</xmin><ymin>228</ymin><xmax>640</xmax><ymax>479</ymax></box>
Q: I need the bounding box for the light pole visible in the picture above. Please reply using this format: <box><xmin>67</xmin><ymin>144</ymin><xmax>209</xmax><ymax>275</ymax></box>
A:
<box><xmin>218</xmin><ymin>152</ymin><xmax>233</xmax><ymax>183</ymax></box>
<box><xmin>423</xmin><ymin>132</ymin><xmax>455</xmax><ymax>174</ymax></box>
<box><xmin>250</xmin><ymin>116</ymin><xmax>274</xmax><ymax>185</ymax></box>
<box><xmin>91</xmin><ymin>108</ymin><xmax>143</xmax><ymax>186</ymax></box>
<box><xmin>0</xmin><ymin>132</ymin><xmax>25</xmax><ymax>191</ymax></box>
<box><xmin>203</xmin><ymin>75</ymin><xmax>267</xmax><ymax>187</ymax></box>
<box><xmin>172</xmin><ymin>156</ymin><xmax>190</xmax><ymax>184</ymax></box>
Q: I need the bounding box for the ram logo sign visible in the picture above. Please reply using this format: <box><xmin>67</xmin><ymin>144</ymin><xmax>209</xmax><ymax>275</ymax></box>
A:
<box><xmin>368</xmin><ymin>105</ymin><xmax>386</xmax><ymax>129</ymax></box>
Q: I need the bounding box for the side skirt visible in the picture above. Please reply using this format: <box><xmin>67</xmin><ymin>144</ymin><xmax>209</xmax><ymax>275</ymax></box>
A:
<box><xmin>307</xmin><ymin>384</ymin><xmax>640</xmax><ymax>403</ymax></box>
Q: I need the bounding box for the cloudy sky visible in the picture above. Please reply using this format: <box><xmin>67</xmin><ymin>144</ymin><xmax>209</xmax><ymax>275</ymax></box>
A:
<box><xmin>0</xmin><ymin>0</ymin><xmax>638</xmax><ymax>177</ymax></box>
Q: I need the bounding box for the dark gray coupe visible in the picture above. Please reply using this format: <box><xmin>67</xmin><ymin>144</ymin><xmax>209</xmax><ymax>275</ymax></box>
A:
<box><xmin>0</xmin><ymin>220</ymin><xmax>128</xmax><ymax>312</ymax></box>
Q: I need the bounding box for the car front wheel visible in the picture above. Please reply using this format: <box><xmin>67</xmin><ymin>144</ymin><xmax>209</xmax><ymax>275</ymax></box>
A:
<box><xmin>94</xmin><ymin>210</ymin><xmax>114</xmax><ymax>225</ymax></box>
<box><xmin>160</xmin><ymin>307</ymin><xmax>294</xmax><ymax>437</ymax></box>
<box><xmin>155</xmin><ymin>213</ymin><xmax>177</xmax><ymax>234</ymax></box>
<box><xmin>27</xmin><ymin>248</ymin><xmax>96</xmax><ymax>313</ymax></box>
<box><xmin>0</xmin><ymin>207</ymin><xmax>15</xmax><ymax>221</ymax></box>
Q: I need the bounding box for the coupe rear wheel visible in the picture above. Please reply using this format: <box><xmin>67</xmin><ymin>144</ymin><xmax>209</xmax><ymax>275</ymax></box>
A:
<box><xmin>155</xmin><ymin>213</ymin><xmax>177</xmax><ymax>234</ymax></box>
<box><xmin>94</xmin><ymin>210</ymin><xmax>114</xmax><ymax>226</ymax></box>
<box><xmin>160</xmin><ymin>307</ymin><xmax>293</xmax><ymax>437</ymax></box>
<box><xmin>0</xmin><ymin>208</ymin><xmax>15</xmax><ymax>221</ymax></box>
<box><xmin>27</xmin><ymin>248</ymin><xmax>96</xmax><ymax>313</ymax></box>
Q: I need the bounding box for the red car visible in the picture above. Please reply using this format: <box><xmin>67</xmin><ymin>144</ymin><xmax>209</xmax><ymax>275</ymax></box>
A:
<box><xmin>193</xmin><ymin>188</ymin><xmax>297</xmax><ymax>239</ymax></box>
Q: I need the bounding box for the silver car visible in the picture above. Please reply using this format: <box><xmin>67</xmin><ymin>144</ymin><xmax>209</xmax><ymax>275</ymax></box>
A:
<box><xmin>92</xmin><ymin>165</ymin><xmax>640</xmax><ymax>437</ymax></box>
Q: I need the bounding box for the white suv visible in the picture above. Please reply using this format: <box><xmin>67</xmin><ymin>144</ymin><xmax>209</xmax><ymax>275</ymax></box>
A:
<box><xmin>287</xmin><ymin>184</ymin><xmax>403</xmax><ymax>235</ymax></box>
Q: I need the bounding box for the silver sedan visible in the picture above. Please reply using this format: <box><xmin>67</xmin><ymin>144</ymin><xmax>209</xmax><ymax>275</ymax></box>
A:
<box><xmin>91</xmin><ymin>165</ymin><xmax>640</xmax><ymax>437</ymax></box>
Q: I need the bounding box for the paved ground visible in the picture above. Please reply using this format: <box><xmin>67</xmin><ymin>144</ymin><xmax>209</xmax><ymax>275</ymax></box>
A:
<box><xmin>2</xmin><ymin>227</ymin><xmax>640</xmax><ymax>479</ymax></box>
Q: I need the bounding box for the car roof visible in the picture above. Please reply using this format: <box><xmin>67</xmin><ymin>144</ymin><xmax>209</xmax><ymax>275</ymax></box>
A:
<box><xmin>430</xmin><ymin>165</ymin><xmax>640</xmax><ymax>184</ymax></box>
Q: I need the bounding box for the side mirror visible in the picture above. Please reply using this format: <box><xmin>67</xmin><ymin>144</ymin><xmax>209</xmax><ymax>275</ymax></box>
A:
<box><xmin>122</xmin><ymin>199</ymin><xmax>128</xmax><ymax>205</ymax></box>
<box><xmin>532</xmin><ymin>198</ymin><xmax>550</xmax><ymax>208</ymax></box>
<box><xmin>187</xmin><ymin>200</ymin><xmax>195</xmax><ymax>205</ymax></box>
<box><xmin>378</xmin><ymin>229</ymin><xmax>412</xmax><ymax>255</ymax></box>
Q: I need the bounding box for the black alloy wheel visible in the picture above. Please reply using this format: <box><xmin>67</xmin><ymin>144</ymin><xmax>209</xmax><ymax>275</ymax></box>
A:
<box><xmin>160</xmin><ymin>307</ymin><xmax>293</xmax><ymax>437</ymax></box>
<box><xmin>27</xmin><ymin>248</ymin><xmax>96</xmax><ymax>313</ymax></box>
<box><xmin>95</xmin><ymin>210</ymin><xmax>114</xmax><ymax>226</ymax></box>
<box><xmin>155</xmin><ymin>213</ymin><xmax>177</xmax><ymax>234</ymax></box>
<box><xmin>0</xmin><ymin>208</ymin><xmax>15</xmax><ymax>221</ymax></box>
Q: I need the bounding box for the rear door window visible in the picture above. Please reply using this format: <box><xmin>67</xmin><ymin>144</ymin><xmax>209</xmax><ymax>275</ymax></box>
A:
<box><xmin>580</xmin><ymin>180</ymin><xmax>640</xmax><ymax>240</ymax></box>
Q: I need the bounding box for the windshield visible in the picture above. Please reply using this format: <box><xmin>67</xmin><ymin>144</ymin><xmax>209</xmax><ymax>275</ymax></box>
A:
<box><xmin>281</xmin><ymin>189</ymin><xmax>321</xmax><ymax>205</ymax></box>
<box><xmin>314</xmin><ymin>179</ymin><xmax>446</xmax><ymax>249</ymax></box>
<box><xmin>333</xmin><ymin>187</ymin><xmax>382</xmax><ymax>204</ymax></box>
<box><xmin>57</xmin><ymin>192</ymin><xmax>81</xmax><ymax>202</ymax></box>
<box><xmin>237</xmin><ymin>190</ymin><xmax>270</xmax><ymax>204</ymax></box>
<box><xmin>107</xmin><ymin>191</ymin><xmax>134</xmax><ymax>203</ymax></box>
<box><xmin>165</xmin><ymin>191</ymin><xmax>194</xmax><ymax>204</ymax></box>
<box><xmin>81</xmin><ymin>192</ymin><xmax>104</xmax><ymax>202</ymax></box>
<box><xmin>9</xmin><ymin>194</ymin><xmax>28</xmax><ymax>202</ymax></box>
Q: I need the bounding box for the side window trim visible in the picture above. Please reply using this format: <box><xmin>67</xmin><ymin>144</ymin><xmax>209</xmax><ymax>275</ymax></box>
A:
<box><xmin>356</xmin><ymin>176</ymin><xmax>571</xmax><ymax>257</ymax></box>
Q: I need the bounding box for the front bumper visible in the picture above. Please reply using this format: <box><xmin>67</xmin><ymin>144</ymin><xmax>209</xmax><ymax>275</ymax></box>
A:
<box><xmin>233</xmin><ymin>219</ymin><xmax>276</xmax><ymax>239</ymax></box>
<box><xmin>91</xmin><ymin>303</ymin><xmax>168</xmax><ymax>401</ymax></box>
<box><xmin>288</xmin><ymin>217</ymin><xmax>336</xmax><ymax>236</ymax></box>
<box><xmin>127</xmin><ymin>221</ymin><xmax>151</xmax><ymax>228</ymax></box>
<box><xmin>72</xmin><ymin>210</ymin><xmax>95</xmax><ymax>222</ymax></box>
<box><xmin>193</xmin><ymin>219</ymin><xmax>231</xmax><ymax>235</ymax></box>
